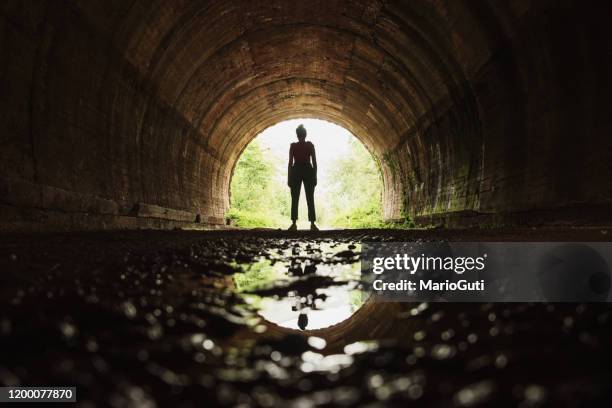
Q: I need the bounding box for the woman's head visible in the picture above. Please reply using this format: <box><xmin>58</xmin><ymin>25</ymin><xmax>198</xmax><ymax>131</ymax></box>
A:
<box><xmin>296</xmin><ymin>124</ymin><xmax>307</xmax><ymax>141</ymax></box>
<box><xmin>297</xmin><ymin>313</ymin><xmax>308</xmax><ymax>330</ymax></box>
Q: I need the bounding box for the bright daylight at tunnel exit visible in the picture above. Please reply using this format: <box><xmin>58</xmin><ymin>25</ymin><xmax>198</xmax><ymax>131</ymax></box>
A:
<box><xmin>2</xmin><ymin>1</ymin><xmax>612</xmax><ymax>407</ymax></box>
<box><xmin>228</xmin><ymin>119</ymin><xmax>385</xmax><ymax>230</ymax></box>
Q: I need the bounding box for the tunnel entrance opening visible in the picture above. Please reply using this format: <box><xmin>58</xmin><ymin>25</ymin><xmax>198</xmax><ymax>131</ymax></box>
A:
<box><xmin>227</xmin><ymin>119</ymin><xmax>384</xmax><ymax>230</ymax></box>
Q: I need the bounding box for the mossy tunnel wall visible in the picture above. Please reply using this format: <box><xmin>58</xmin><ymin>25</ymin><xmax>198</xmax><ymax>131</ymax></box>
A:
<box><xmin>1</xmin><ymin>0</ymin><xmax>611</xmax><ymax>231</ymax></box>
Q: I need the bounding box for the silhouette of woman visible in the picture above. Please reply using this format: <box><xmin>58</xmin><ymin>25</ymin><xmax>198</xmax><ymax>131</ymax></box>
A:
<box><xmin>287</xmin><ymin>124</ymin><xmax>318</xmax><ymax>231</ymax></box>
<box><xmin>297</xmin><ymin>313</ymin><xmax>309</xmax><ymax>330</ymax></box>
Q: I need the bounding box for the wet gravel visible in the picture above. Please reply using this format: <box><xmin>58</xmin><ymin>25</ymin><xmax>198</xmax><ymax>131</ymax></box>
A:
<box><xmin>0</xmin><ymin>228</ymin><xmax>611</xmax><ymax>407</ymax></box>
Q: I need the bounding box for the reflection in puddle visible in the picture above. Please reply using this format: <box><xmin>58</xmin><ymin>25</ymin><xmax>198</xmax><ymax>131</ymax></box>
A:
<box><xmin>233</xmin><ymin>242</ymin><xmax>366</xmax><ymax>330</ymax></box>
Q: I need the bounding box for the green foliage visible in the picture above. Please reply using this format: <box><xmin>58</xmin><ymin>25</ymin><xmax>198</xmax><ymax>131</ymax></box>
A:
<box><xmin>382</xmin><ymin>151</ymin><xmax>399</xmax><ymax>183</ymax></box>
<box><xmin>228</xmin><ymin>136</ymin><xmax>411</xmax><ymax>229</ymax></box>
<box><xmin>233</xmin><ymin>260</ymin><xmax>286</xmax><ymax>292</ymax></box>
<box><xmin>349</xmin><ymin>290</ymin><xmax>367</xmax><ymax>312</ymax></box>
<box><xmin>228</xmin><ymin>141</ymin><xmax>289</xmax><ymax>228</ymax></box>
<box><xmin>380</xmin><ymin>219</ymin><xmax>416</xmax><ymax>229</ymax></box>
<box><xmin>326</xmin><ymin>138</ymin><xmax>384</xmax><ymax>228</ymax></box>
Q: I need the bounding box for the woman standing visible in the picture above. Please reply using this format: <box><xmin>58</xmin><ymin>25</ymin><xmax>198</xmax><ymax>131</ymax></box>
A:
<box><xmin>287</xmin><ymin>124</ymin><xmax>318</xmax><ymax>231</ymax></box>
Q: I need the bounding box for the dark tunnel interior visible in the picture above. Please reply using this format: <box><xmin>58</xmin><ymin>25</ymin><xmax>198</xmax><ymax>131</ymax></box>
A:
<box><xmin>2</xmin><ymin>0</ymin><xmax>611</xmax><ymax>231</ymax></box>
<box><xmin>2</xmin><ymin>1</ymin><xmax>612</xmax><ymax>406</ymax></box>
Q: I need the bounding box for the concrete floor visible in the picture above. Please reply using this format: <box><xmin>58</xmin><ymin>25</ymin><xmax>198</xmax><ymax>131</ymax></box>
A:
<box><xmin>1</xmin><ymin>228</ymin><xmax>611</xmax><ymax>407</ymax></box>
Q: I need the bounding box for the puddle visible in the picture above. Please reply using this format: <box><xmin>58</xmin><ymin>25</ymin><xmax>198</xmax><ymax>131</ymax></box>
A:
<box><xmin>232</xmin><ymin>242</ymin><xmax>367</xmax><ymax>330</ymax></box>
<box><xmin>4</xmin><ymin>231</ymin><xmax>612</xmax><ymax>406</ymax></box>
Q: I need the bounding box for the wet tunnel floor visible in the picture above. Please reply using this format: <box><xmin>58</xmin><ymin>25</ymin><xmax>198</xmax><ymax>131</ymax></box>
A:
<box><xmin>1</xmin><ymin>228</ymin><xmax>612</xmax><ymax>407</ymax></box>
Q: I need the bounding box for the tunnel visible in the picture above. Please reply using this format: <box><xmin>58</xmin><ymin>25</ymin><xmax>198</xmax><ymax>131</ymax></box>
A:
<box><xmin>2</xmin><ymin>1</ymin><xmax>612</xmax><ymax>406</ymax></box>
<box><xmin>2</xmin><ymin>0</ymin><xmax>611</xmax><ymax>231</ymax></box>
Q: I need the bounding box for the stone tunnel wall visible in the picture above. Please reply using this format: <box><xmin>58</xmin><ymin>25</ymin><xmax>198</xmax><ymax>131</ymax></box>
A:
<box><xmin>0</xmin><ymin>1</ymin><xmax>226</xmax><ymax>231</ymax></box>
<box><xmin>0</xmin><ymin>0</ymin><xmax>611</xmax><ymax>232</ymax></box>
<box><xmin>387</xmin><ymin>1</ymin><xmax>612</xmax><ymax>227</ymax></box>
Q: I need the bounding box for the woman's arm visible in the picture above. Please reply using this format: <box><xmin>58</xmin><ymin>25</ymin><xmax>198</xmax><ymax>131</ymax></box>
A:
<box><xmin>311</xmin><ymin>144</ymin><xmax>317</xmax><ymax>186</ymax></box>
<box><xmin>287</xmin><ymin>144</ymin><xmax>294</xmax><ymax>186</ymax></box>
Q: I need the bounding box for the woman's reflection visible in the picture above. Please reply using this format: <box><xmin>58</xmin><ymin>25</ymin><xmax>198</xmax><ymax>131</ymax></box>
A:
<box><xmin>288</xmin><ymin>259</ymin><xmax>327</xmax><ymax>330</ymax></box>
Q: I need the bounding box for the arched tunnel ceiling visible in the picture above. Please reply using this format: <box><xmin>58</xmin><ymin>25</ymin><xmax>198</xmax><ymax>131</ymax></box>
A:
<box><xmin>118</xmin><ymin>0</ymin><xmax>471</xmax><ymax>152</ymax></box>
<box><xmin>1</xmin><ymin>0</ymin><xmax>611</xmax><ymax>231</ymax></box>
<box><xmin>108</xmin><ymin>0</ymin><xmax>485</xmax><ymax>218</ymax></box>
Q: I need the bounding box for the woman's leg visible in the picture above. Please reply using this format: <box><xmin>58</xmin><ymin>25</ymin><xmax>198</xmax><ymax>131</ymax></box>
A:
<box><xmin>304</xmin><ymin>180</ymin><xmax>316</xmax><ymax>222</ymax></box>
<box><xmin>290</xmin><ymin>173</ymin><xmax>302</xmax><ymax>222</ymax></box>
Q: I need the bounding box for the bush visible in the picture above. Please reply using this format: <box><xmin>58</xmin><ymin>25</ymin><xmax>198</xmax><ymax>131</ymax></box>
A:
<box><xmin>228</xmin><ymin>141</ymin><xmax>289</xmax><ymax>227</ymax></box>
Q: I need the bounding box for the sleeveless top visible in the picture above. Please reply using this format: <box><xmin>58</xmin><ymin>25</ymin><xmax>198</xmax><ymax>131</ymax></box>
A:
<box><xmin>291</xmin><ymin>142</ymin><xmax>313</xmax><ymax>164</ymax></box>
